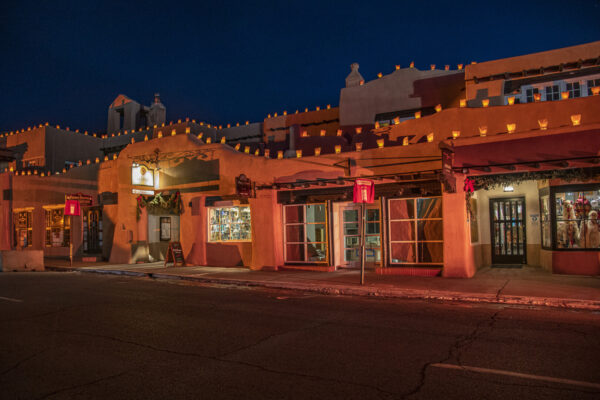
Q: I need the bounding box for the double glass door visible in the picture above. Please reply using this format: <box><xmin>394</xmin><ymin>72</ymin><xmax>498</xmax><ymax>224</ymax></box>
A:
<box><xmin>490</xmin><ymin>197</ymin><xmax>526</xmax><ymax>264</ymax></box>
<box><xmin>340</xmin><ymin>205</ymin><xmax>381</xmax><ymax>268</ymax></box>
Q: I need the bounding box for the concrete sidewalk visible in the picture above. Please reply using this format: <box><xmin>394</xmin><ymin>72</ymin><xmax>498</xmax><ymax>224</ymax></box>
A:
<box><xmin>44</xmin><ymin>259</ymin><xmax>600</xmax><ymax>311</ymax></box>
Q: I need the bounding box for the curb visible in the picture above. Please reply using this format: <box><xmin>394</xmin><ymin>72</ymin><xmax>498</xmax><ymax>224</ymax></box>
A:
<box><xmin>61</xmin><ymin>267</ymin><xmax>600</xmax><ymax>312</ymax></box>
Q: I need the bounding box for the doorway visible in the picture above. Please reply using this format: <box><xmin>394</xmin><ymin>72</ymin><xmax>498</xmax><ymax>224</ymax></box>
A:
<box><xmin>490</xmin><ymin>197</ymin><xmax>526</xmax><ymax>265</ymax></box>
<box><xmin>334</xmin><ymin>203</ymin><xmax>381</xmax><ymax>269</ymax></box>
<box><xmin>83</xmin><ymin>207</ymin><xmax>103</xmax><ymax>254</ymax></box>
<box><xmin>148</xmin><ymin>214</ymin><xmax>180</xmax><ymax>261</ymax></box>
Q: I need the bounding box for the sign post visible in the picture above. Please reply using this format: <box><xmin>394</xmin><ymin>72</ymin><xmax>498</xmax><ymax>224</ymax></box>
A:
<box><xmin>353</xmin><ymin>179</ymin><xmax>374</xmax><ymax>285</ymax></box>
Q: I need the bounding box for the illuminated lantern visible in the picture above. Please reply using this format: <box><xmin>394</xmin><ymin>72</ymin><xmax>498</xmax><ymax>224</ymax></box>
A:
<box><xmin>296</xmin><ymin>150</ymin><xmax>302</xmax><ymax>158</ymax></box>
<box><xmin>336</xmin><ymin>129</ymin><xmax>343</xmax><ymax>136</ymax></box>
<box><xmin>402</xmin><ymin>137</ymin><xmax>409</xmax><ymax>146</ymax></box>
<box><xmin>591</xmin><ymin>87</ymin><xmax>600</xmax><ymax>95</ymax></box>
<box><xmin>452</xmin><ymin>130</ymin><xmax>460</xmax><ymax>139</ymax></box>
<box><xmin>264</xmin><ymin>149</ymin><xmax>270</xmax><ymax>158</ymax></box>
<box><xmin>235</xmin><ymin>143</ymin><xmax>241</xmax><ymax>150</ymax></box>
<box><xmin>158</xmin><ymin>131</ymin><xmax>163</xmax><ymax>138</ymax></box>
<box><xmin>45</xmin><ymin>122</ymin><xmax>49</xmax><ymax>126</ymax></box>
<box><xmin>393</xmin><ymin>117</ymin><xmax>400</xmax><ymax>124</ymax></box>
<box><xmin>534</xmin><ymin>93</ymin><xmax>541</xmax><ymax>102</ymax></box>
<box><xmin>506</xmin><ymin>123</ymin><xmax>516</xmax><ymax>134</ymax></box>
<box><xmin>479</xmin><ymin>126</ymin><xmax>487</xmax><ymax>137</ymax></box>
<box><xmin>254</xmin><ymin>149</ymin><xmax>259</xmax><ymax>156</ymax></box>
<box><xmin>377</xmin><ymin>72</ymin><xmax>382</xmax><ymax>78</ymax></box>
<box><xmin>377</xmin><ymin>139</ymin><xmax>384</xmax><ymax>148</ymax></box>
<box><xmin>561</xmin><ymin>91</ymin><xmax>569</xmax><ymax>100</ymax></box>
<box><xmin>86</xmin><ymin>159</ymin><xmax>91</xmax><ymax>164</ymax></box>
<box><xmin>206</xmin><ymin>137</ymin><xmax>212</xmax><ymax>143</ymax></box>
<box><xmin>374</xmin><ymin>122</ymin><xmax>380</xmax><ymax>129</ymax></box>
<box><xmin>95</xmin><ymin>157</ymin><xmax>100</xmax><ymax>163</ymax></box>
<box><xmin>41</xmin><ymin>172</ymin><xmax>45</xmax><ymax>177</ymax></box>
<box><xmin>301</xmin><ymin>130</ymin><xmax>308</xmax><ymax>137</ymax></box>
<box><xmin>131</xmin><ymin>138</ymin><xmax>135</xmax><ymax>143</ymax></box>
<box><xmin>144</xmin><ymin>135</ymin><xmax>148</xmax><ymax>141</ymax></box>
<box><xmin>236</xmin><ymin>122</ymin><xmax>240</xmax><ymax>126</ymax></box>
<box><xmin>410</xmin><ymin>61</ymin><xmax>414</xmax><ymax>68</ymax></box>
<box><xmin>444</xmin><ymin>65</ymin><xmax>449</xmax><ymax>70</ymax></box>
<box><xmin>538</xmin><ymin>119</ymin><xmax>548</xmax><ymax>130</ymax></box>
<box><xmin>113</xmin><ymin>154</ymin><xmax>117</xmax><ymax>160</ymax></box>
<box><xmin>359</xmin><ymin>80</ymin><xmax>364</xmax><ymax>85</ymax></box>
<box><xmin>197</xmin><ymin>133</ymin><xmax>203</xmax><ymax>139</ymax></box>
<box><xmin>283</xmin><ymin>111</ymin><xmax>287</xmax><ymax>116</ymax></box>
<box><xmin>227</xmin><ymin>124</ymin><xmax>231</xmax><ymax>128</ymax></box>
<box><xmin>56</xmin><ymin>125</ymin><xmax>60</xmax><ymax>129</ymax></box>
<box><xmin>395</xmin><ymin>65</ymin><xmax>400</xmax><ymax>70</ymax></box>
<box><xmin>33</xmin><ymin>170</ymin><xmax>38</xmax><ymax>175</ymax></box>
<box><xmin>482</xmin><ymin>99</ymin><xmax>490</xmax><ymax>107</ymax></box>
<box><xmin>430</xmin><ymin>64</ymin><xmax>435</xmax><ymax>70</ymax></box>
<box><xmin>246</xmin><ymin>121</ymin><xmax>250</xmax><ymax>125</ymax></box>
<box><xmin>571</xmin><ymin>114</ymin><xmax>581</xmax><ymax>126</ymax></box>
<box><xmin>171</xmin><ymin>129</ymin><xmax>176</xmax><ymax>136</ymax></box>
<box><xmin>507</xmin><ymin>96</ymin><xmax>515</xmax><ymax>105</ymax></box>
<box><xmin>355</xmin><ymin>127</ymin><xmax>362</xmax><ymax>134</ymax></box>
<box><xmin>320</xmin><ymin>129</ymin><xmax>326</xmax><ymax>136</ymax></box>
<box><xmin>305</xmin><ymin>108</ymin><xmax>308</xmax><ymax>112</ymax></box>
<box><xmin>427</xmin><ymin>132</ymin><xmax>434</xmax><ymax>142</ymax></box>
<box><xmin>457</xmin><ymin>64</ymin><xmax>463</xmax><ymax>70</ymax></box>
<box><xmin>104</xmin><ymin>155</ymin><xmax>108</xmax><ymax>161</ymax></box>
<box><xmin>414</xmin><ymin>111</ymin><xmax>421</xmax><ymax>119</ymax></box>
<box><xmin>327</xmin><ymin>104</ymin><xmax>331</xmax><ymax>110</ymax></box>
<box><xmin>435</xmin><ymin>104</ymin><xmax>442</xmax><ymax>112</ymax></box>
<box><xmin>268</xmin><ymin>114</ymin><xmax>271</xmax><ymax>118</ymax></box>
<box><xmin>178</xmin><ymin>119</ymin><xmax>181</xmax><ymax>123</ymax></box>
<box><xmin>277</xmin><ymin>151</ymin><xmax>283</xmax><ymax>159</ymax></box>
<box><xmin>244</xmin><ymin>146</ymin><xmax>250</xmax><ymax>154</ymax></box>
<box><xmin>314</xmin><ymin>147</ymin><xmax>321</xmax><ymax>156</ymax></box>
<box><xmin>273</xmin><ymin>113</ymin><xmax>278</xmax><ymax>117</ymax></box>
<box><xmin>316</xmin><ymin>106</ymin><xmax>320</xmax><ymax>111</ymax></box>
<box><xmin>220</xmin><ymin>136</ymin><xmax>226</xmax><ymax>143</ymax></box>
<box><xmin>335</xmin><ymin>145</ymin><xmax>342</xmax><ymax>154</ymax></box>
<box><xmin>185</xmin><ymin>127</ymin><xmax>191</xmax><ymax>133</ymax></box>
<box><xmin>355</xmin><ymin>142</ymin><xmax>363</xmax><ymax>151</ymax></box>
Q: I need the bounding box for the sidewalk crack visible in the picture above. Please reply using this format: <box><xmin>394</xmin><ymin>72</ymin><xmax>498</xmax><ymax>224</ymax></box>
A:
<box><xmin>496</xmin><ymin>279</ymin><xmax>510</xmax><ymax>300</ymax></box>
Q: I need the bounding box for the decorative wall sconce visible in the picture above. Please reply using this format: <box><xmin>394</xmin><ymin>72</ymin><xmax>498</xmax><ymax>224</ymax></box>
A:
<box><xmin>507</xmin><ymin>123</ymin><xmax>516</xmax><ymax>134</ymax></box>
<box><xmin>571</xmin><ymin>114</ymin><xmax>581</xmax><ymax>126</ymax></box>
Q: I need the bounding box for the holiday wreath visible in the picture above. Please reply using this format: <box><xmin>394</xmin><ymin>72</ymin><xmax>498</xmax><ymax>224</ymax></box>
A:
<box><xmin>136</xmin><ymin>192</ymin><xmax>183</xmax><ymax>220</ymax></box>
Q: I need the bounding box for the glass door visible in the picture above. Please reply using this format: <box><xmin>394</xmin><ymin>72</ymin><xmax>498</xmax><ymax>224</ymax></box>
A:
<box><xmin>83</xmin><ymin>208</ymin><xmax>103</xmax><ymax>253</ymax></box>
<box><xmin>490</xmin><ymin>197</ymin><xmax>526</xmax><ymax>264</ymax></box>
<box><xmin>339</xmin><ymin>205</ymin><xmax>381</xmax><ymax>268</ymax></box>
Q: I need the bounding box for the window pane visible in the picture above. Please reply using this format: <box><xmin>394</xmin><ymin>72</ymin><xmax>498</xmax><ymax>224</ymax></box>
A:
<box><xmin>418</xmin><ymin>242</ymin><xmax>444</xmax><ymax>263</ymax></box>
<box><xmin>366</xmin><ymin>222</ymin><xmax>380</xmax><ymax>234</ymax></box>
<box><xmin>418</xmin><ymin>220</ymin><xmax>443</xmax><ymax>241</ymax></box>
<box><xmin>389</xmin><ymin>199</ymin><xmax>414</xmax><ymax>219</ymax></box>
<box><xmin>307</xmin><ymin>242</ymin><xmax>326</xmax><ymax>261</ymax></box>
<box><xmin>306</xmin><ymin>224</ymin><xmax>326</xmax><ymax>242</ymax></box>
<box><xmin>365</xmin><ymin>235</ymin><xmax>381</xmax><ymax>248</ymax></box>
<box><xmin>366</xmin><ymin>208</ymin><xmax>380</xmax><ymax>222</ymax></box>
<box><xmin>343</xmin><ymin>209</ymin><xmax>358</xmax><ymax>222</ymax></box>
<box><xmin>286</xmin><ymin>244</ymin><xmax>305</xmax><ymax>261</ymax></box>
<box><xmin>390</xmin><ymin>221</ymin><xmax>415</xmax><ymax>241</ymax></box>
<box><xmin>344</xmin><ymin>223</ymin><xmax>359</xmax><ymax>235</ymax></box>
<box><xmin>391</xmin><ymin>243</ymin><xmax>416</xmax><ymax>263</ymax></box>
<box><xmin>285</xmin><ymin>205</ymin><xmax>304</xmax><ymax>223</ymax></box>
<box><xmin>285</xmin><ymin>225</ymin><xmax>304</xmax><ymax>242</ymax></box>
<box><xmin>345</xmin><ymin>248</ymin><xmax>360</xmax><ymax>262</ymax></box>
<box><xmin>417</xmin><ymin>198</ymin><xmax>442</xmax><ymax>219</ymax></box>
<box><xmin>345</xmin><ymin>236</ymin><xmax>360</xmax><ymax>248</ymax></box>
<box><xmin>306</xmin><ymin>204</ymin><xmax>326</xmax><ymax>223</ymax></box>
<box><xmin>366</xmin><ymin>248</ymin><xmax>381</xmax><ymax>262</ymax></box>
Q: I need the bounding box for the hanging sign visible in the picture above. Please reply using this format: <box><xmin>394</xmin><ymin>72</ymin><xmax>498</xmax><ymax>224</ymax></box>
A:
<box><xmin>353</xmin><ymin>179</ymin><xmax>374</xmax><ymax>203</ymax></box>
<box><xmin>64</xmin><ymin>199</ymin><xmax>81</xmax><ymax>216</ymax></box>
<box><xmin>441</xmin><ymin>148</ymin><xmax>456</xmax><ymax>193</ymax></box>
<box><xmin>236</xmin><ymin>174</ymin><xmax>252</xmax><ymax>197</ymax></box>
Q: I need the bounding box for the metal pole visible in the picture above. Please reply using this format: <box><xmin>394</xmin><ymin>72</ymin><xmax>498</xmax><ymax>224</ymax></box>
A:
<box><xmin>69</xmin><ymin>215</ymin><xmax>73</xmax><ymax>267</ymax></box>
<box><xmin>360</xmin><ymin>202</ymin><xmax>366</xmax><ymax>285</ymax></box>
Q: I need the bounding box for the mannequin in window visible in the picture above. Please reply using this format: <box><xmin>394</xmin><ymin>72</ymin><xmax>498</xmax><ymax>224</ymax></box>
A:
<box><xmin>585</xmin><ymin>210</ymin><xmax>600</xmax><ymax>248</ymax></box>
<box><xmin>558</xmin><ymin>200</ymin><xmax>579</xmax><ymax>248</ymax></box>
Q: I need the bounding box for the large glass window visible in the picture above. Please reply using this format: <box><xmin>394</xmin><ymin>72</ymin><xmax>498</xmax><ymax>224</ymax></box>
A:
<box><xmin>566</xmin><ymin>82</ymin><xmax>581</xmax><ymax>98</ymax></box>
<box><xmin>388</xmin><ymin>197</ymin><xmax>443</xmax><ymax>265</ymax></box>
<box><xmin>13</xmin><ymin>210</ymin><xmax>32</xmax><ymax>248</ymax></box>
<box><xmin>545</xmin><ymin>85</ymin><xmax>560</xmax><ymax>101</ymax></box>
<box><xmin>525</xmin><ymin>88</ymin><xmax>539</xmax><ymax>103</ymax></box>
<box><xmin>284</xmin><ymin>204</ymin><xmax>327</xmax><ymax>263</ymax></box>
<box><xmin>554</xmin><ymin>188</ymin><xmax>600</xmax><ymax>249</ymax></box>
<box><xmin>45</xmin><ymin>208</ymin><xmax>70</xmax><ymax>247</ymax></box>
<box><xmin>209</xmin><ymin>206</ymin><xmax>251</xmax><ymax>242</ymax></box>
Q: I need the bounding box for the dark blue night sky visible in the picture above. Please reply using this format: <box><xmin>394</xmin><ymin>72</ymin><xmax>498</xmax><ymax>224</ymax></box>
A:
<box><xmin>1</xmin><ymin>0</ymin><xmax>599</xmax><ymax>133</ymax></box>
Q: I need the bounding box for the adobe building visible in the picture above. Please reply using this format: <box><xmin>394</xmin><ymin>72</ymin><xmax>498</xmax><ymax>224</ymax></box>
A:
<box><xmin>1</xmin><ymin>41</ymin><xmax>599</xmax><ymax>278</ymax></box>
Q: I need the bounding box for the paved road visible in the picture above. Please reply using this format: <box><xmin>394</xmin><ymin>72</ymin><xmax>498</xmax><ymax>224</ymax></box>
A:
<box><xmin>1</xmin><ymin>272</ymin><xmax>599</xmax><ymax>399</ymax></box>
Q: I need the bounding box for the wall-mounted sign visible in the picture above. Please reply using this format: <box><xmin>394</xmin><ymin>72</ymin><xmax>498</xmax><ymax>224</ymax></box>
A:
<box><xmin>353</xmin><ymin>179</ymin><xmax>374</xmax><ymax>204</ymax></box>
<box><xmin>132</xmin><ymin>189</ymin><xmax>155</xmax><ymax>195</ymax></box>
<box><xmin>236</xmin><ymin>174</ymin><xmax>252</xmax><ymax>197</ymax></box>
<box><xmin>132</xmin><ymin>163</ymin><xmax>154</xmax><ymax>187</ymax></box>
<box><xmin>441</xmin><ymin>148</ymin><xmax>456</xmax><ymax>193</ymax></box>
<box><xmin>64</xmin><ymin>200</ymin><xmax>81</xmax><ymax>216</ymax></box>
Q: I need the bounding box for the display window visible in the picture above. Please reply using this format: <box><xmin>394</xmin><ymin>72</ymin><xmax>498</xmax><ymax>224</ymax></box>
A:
<box><xmin>44</xmin><ymin>207</ymin><xmax>70</xmax><ymax>247</ymax></box>
<box><xmin>13</xmin><ymin>210</ymin><xmax>33</xmax><ymax>248</ymax></box>
<box><xmin>388</xmin><ymin>197</ymin><xmax>443</xmax><ymax>265</ymax></box>
<box><xmin>284</xmin><ymin>204</ymin><xmax>328</xmax><ymax>263</ymax></box>
<box><xmin>553</xmin><ymin>185</ymin><xmax>600</xmax><ymax>249</ymax></box>
<box><xmin>540</xmin><ymin>194</ymin><xmax>551</xmax><ymax>249</ymax></box>
<box><xmin>209</xmin><ymin>206</ymin><xmax>251</xmax><ymax>242</ymax></box>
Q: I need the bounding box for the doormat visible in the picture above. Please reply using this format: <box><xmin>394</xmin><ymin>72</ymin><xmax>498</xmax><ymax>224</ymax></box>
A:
<box><xmin>491</xmin><ymin>264</ymin><xmax>523</xmax><ymax>269</ymax></box>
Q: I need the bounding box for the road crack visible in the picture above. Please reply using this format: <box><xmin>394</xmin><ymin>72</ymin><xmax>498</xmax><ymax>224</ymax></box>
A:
<box><xmin>496</xmin><ymin>279</ymin><xmax>510</xmax><ymax>299</ymax></box>
<box><xmin>36</xmin><ymin>371</ymin><xmax>126</xmax><ymax>399</ymax></box>
<box><xmin>0</xmin><ymin>349</ymin><xmax>48</xmax><ymax>378</ymax></box>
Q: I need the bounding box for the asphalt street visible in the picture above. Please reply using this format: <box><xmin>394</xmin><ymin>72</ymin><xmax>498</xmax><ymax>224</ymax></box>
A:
<box><xmin>1</xmin><ymin>272</ymin><xmax>599</xmax><ymax>399</ymax></box>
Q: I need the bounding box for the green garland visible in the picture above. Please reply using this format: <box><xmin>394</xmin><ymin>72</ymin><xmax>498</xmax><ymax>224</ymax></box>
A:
<box><xmin>136</xmin><ymin>192</ymin><xmax>183</xmax><ymax>220</ymax></box>
<box><xmin>471</xmin><ymin>168</ymin><xmax>600</xmax><ymax>191</ymax></box>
